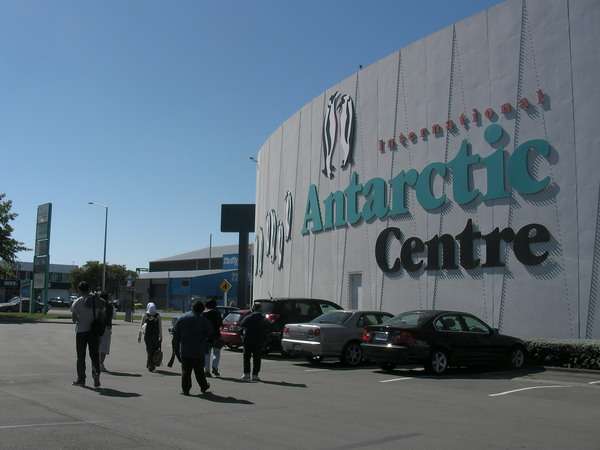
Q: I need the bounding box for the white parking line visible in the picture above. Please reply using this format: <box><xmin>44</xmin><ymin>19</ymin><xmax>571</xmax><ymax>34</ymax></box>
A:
<box><xmin>379</xmin><ymin>377</ymin><xmax>412</xmax><ymax>383</ymax></box>
<box><xmin>304</xmin><ymin>369</ymin><xmax>327</xmax><ymax>373</ymax></box>
<box><xmin>0</xmin><ymin>420</ymin><xmax>104</xmax><ymax>430</ymax></box>
<box><xmin>589</xmin><ymin>381</ymin><xmax>600</xmax><ymax>385</ymax></box>
<box><xmin>489</xmin><ymin>385</ymin><xmax>570</xmax><ymax>397</ymax></box>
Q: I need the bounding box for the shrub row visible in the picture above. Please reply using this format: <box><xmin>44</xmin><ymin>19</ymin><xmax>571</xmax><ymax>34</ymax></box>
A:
<box><xmin>525</xmin><ymin>339</ymin><xmax>600</xmax><ymax>370</ymax></box>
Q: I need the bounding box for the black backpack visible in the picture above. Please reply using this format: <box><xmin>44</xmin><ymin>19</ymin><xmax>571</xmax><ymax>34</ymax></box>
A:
<box><xmin>90</xmin><ymin>294</ymin><xmax>107</xmax><ymax>337</ymax></box>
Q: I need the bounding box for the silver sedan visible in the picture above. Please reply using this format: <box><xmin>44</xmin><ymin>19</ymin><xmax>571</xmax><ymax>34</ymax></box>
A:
<box><xmin>281</xmin><ymin>310</ymin><xmax>393</xmax><ymax>366</ymax></box>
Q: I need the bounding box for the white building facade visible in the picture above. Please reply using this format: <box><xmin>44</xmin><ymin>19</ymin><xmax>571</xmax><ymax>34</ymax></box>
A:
<box><xmin>253</xmin><ymin>0</ymin><xmax>600</xmax><ymax>339</ymax></box>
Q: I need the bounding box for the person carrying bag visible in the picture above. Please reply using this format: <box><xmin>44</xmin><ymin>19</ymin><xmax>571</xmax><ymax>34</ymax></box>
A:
<box><xmin>138</xmin><ymin>302</ymin><xmax>162</xmax><ymax>372</ymax></box>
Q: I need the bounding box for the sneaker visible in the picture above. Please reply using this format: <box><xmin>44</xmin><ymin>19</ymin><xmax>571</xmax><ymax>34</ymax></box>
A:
<box><xmin>212</xmin><ymin>368</ymin><xmax>220</xmax><ymax>377</ymax></box>
<box><xmin>251</xmin><ymin>375</ymin><xmax>261</xmax><ymax>382</ymax></box>
<box><xmin>204</xmin><ymin>370</ymin><xmax>212</xmax><ymax>378</ymax></box>
<box><xmin>72</xmin><ymin>379</ymin><xmax>85</xmax><ymax>386</ymax></box>
<box><xmin>201</xmin><ymin>383</ymin><xmax>211</xmax><ymax>394</ymax></box>
<box><xmin>240</xmin><ymin>374</ymin><xmax>251</xmax><ymax>382</ymax></box>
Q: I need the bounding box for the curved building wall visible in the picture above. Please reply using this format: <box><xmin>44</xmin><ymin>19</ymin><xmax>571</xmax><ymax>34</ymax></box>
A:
<box><xmin>253</xmin><ymin>0</ymin><xmax>600</xmax><ymax>339</ymax></box>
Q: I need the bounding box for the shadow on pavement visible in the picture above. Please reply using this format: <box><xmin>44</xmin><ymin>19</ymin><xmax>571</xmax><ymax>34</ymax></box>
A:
<box><xmin>154</xmin><ymin>370</ymin><xmax>181</xmax><ymax>376</ymax></box>
<box><xmin>375</xmin><ymin>366</ymin><xmax>548</xmax><ymax>380</ymax></box>
<box><xmin>217</xmin><ymin>376</ymin><xmax>307</xmax><ymax>388</ymax></box>
<box><xmin>194</xmin><ymin>392</ymin><xmax>253</xmax><ymax>405</ymax></box>
<box><xmin>294</xmin><ymin>361</ymin><xmax>380</xmax><ymax>371</ymax></box>
<box><xmin>85</xmin><ymin>387</ymin><xmax>142</xmax><ymax>398</ymax></box>
<box><xmin>258</xmin><ymin>380</ymin><xmax>307</xmax><ymax>388</ymax></box>
<box><xmin>105</xmin><ymin>371</ymin><xmax>142</xmax><ymax>377</ymax></box>
<box><xmin>218</xmin><ymin>376</ymin><xmax>250</xmax><ymax>384</ymax></box>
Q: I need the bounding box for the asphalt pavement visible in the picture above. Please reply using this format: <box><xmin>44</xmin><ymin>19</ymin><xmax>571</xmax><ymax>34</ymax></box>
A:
<box><xmin>1</xmin><ymin>319</ymin><xmax>599</xmax><ymax>450</ymax></box>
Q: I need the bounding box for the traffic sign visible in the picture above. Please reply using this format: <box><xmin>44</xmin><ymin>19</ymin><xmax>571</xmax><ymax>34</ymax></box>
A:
<box><xmin>219</xmin><ymin>279</ymin><xmax>232</xmax><ymax>293</ymax></box>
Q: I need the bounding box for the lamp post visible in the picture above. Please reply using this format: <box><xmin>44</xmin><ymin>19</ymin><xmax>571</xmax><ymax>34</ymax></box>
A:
<box><xmin>88</xmin><ymin>202</ymin><xmax>108</xmax><ymax>291</ymax></box>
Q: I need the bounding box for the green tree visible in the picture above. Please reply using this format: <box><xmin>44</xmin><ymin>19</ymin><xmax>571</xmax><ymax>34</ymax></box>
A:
<box><xmin>71</xmin><ymin>261</ymin><xmax>137</xmax><ymax>298</ymax></box>
<box><xmin>0</xmin><ymin>193</ymin><xmax>28</xmax><ymax>277</ymax></box>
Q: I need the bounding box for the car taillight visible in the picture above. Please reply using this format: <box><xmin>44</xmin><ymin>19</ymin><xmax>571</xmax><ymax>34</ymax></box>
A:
<box><xmin>265</xmin><ymin>313</ymin><xmax>280</xmax><ymax>323</ymax></box>
<box><xmin>308</xmin><ymin>328</ymin><xmax>320</xmax><ymax>337</ymax></box>
<box><xmin>392</xmin><ymin>331</ymin><xmax>416</xmax><ymax>346</ymax></box>
<box><xmin>283</xmin><ymin>326</ymin><xmax>289</xmax><ymax>336</ymax></box>
<box><xmin>361</xmin><ymin>329</ymin><xmax>372</xmax><ymax>343</ymax></box>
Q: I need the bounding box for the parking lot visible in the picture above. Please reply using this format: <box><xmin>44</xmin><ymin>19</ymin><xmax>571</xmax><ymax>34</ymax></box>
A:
<box><xmin>1</xmin><ymin>319</ymin><xmax>599</xmax><ymax>450</ymax></box>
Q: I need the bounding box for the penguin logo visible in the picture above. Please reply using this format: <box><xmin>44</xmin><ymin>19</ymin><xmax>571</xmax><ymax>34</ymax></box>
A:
<box><xmin>322</xmin><ymin>92</ymin><xmax>355</xmax><ymax>179</ymax></box>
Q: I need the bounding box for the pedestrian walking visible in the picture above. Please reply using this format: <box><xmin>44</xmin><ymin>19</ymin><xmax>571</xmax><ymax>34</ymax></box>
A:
<box><xmin>70</xmin><ymin>281</ymin><xmax>106</xmax><ymax>387</ymax></box>
<box><xmin>99</xmin><ymin>292</ymin><xmax>113</xmax><ymax>372</ymax></box>
<box><xmin>173</xmin><ymin>300</ymin><xmax>212</xmax><ymax>395</ymax></box>
<box><xmin>138</xmin><ymin>302</ymin><xmax>163</xmax><ymax>372</ymax></box>
<box><xmin>239</xmin><ymin>303</ymin><xmax>269</xmax><ymax>382</ymax></box>
<box><xmin>203</xmin><ymin>299</ymin><xmax>223</xmax><ymax>377</ymax></box>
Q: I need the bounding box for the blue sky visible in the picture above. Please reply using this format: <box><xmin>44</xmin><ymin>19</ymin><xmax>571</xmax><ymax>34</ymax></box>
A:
<box><xmin>1</xmin><ymin>0</ymin><xmax>500</xmax><ymax>269</ymax></box>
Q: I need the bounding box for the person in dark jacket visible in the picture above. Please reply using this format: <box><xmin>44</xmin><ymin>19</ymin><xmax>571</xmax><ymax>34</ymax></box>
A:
<box><xmin>203</xmin><ymin>299</ymin><xmax>223</xmax><ymax>377</ymax></box>
<box><xmin>173</xmin><ymin>300</ymin><xmax>213</xmax><ymax>395</ymax></box>
<box><xmin>239</xmin><ymin>302</ymin><xmax>269</xmax><ymax>382</ymax></box>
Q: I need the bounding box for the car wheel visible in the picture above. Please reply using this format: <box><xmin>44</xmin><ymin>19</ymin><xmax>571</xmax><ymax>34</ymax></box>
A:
<box><xmin>379</xmin><ymin>362</ymin><xmax>397</xmax><ymax>372</ymax></box>
<box><xmin>341</xmin><ymin>342</ymin><xmax>363</xmax><ymax>367</ymax></box>
<box><xmin>509</xmin><ymin>346</ymin><xmax>526</xmax><ymax>370</ymax></box>
<box><xmin>430</xmin><ymin>349</ymin><xmax>449</xmax><ymax>375</ymax></box>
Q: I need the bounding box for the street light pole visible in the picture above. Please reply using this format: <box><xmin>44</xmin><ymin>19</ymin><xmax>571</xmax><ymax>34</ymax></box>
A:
<box><xmin>88</xmin><ymin>202</ymin><xmax>108</xmax><ymax>291</ymax></box>
<box><xmin>102</xmin><ymin>206</ymin><xmax>108</xmax><ymax>291</ymax></box>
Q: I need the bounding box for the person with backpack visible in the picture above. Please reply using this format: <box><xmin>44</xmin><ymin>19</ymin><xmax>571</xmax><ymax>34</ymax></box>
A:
<box><xmin>173</xmin><ymin>300</ymin><xmax>212</xmax><ymax>395</ymax></box>
<box><xmin>203</xmin><ymin>299</ymin><xmax>223</xmax><ymax>377</ymax></box>
<box><xmin>239</xmin><ymin>302</ymin><xmax>269</xmax><ymax>382</ymax></box>
<box><xmin>71</xmin><ymin>281</ymin><xmax>106</xmax><ymax>387</ymax></box>
<box><xmin>99</xmin><ymin>292</ymin><xmax>113</xmax><ymax>372</ymax></box>
<box><xmin>138</xmin><ymin>302</ymin><xmax>162</xmax><ymax>372</ymax></box>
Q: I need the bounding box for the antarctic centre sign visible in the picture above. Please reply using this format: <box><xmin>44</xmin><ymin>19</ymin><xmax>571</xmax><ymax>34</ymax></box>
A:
<box><xmin>300</xmin><ymin>123</ymin><xmax>555</xmax><ymax>274</ymax></box>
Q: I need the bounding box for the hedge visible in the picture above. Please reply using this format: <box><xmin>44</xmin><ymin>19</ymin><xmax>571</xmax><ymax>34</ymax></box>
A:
<box><xmin>525</xmin><ymin>339</ymin><xmax>600</xmax><ymax>370</ymax></box>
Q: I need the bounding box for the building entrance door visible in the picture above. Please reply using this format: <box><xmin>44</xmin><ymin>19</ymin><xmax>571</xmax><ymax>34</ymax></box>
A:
<box><xmin>349</xmin><ymin>273</ymin><xmax>363</xmax><ymax>310</ymax></box>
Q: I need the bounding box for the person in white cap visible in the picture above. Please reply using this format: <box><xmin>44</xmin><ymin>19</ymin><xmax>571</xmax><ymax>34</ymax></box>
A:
<box><xmin>138</xmin><ymin>302</ymin><xmax>163</xmax><ymax>372</ymax></box>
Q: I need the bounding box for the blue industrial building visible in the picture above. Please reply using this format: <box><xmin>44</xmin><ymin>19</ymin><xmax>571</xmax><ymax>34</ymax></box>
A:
<box><xmin>135</xmin><ymin>244</ymin><xmax>252</xmax><ymax>310</ymax></box>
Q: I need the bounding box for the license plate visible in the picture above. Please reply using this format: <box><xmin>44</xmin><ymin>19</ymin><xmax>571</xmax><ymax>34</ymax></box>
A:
<box><xmin>374</xmin><ymin>332</ymin><xmax>388</xmax><ymax>342</ymax></box>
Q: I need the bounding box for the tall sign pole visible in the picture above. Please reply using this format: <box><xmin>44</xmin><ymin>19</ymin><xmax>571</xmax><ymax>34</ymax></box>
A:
<box><xmin>31</xmin><ymin>203</ymin><xmax>52</xmax><ymax>313</ymax></box>
<box><xmin>220</xmin><ymin>204</ymin><xmax>255</xmax><ymax>308</ymax></box>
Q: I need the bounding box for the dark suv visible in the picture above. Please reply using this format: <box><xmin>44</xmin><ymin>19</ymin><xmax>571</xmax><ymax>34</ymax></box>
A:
<box><xmin>253</xmin><ymin>298</ymin><xmax>343</xmax><ymax>354</ymax></box>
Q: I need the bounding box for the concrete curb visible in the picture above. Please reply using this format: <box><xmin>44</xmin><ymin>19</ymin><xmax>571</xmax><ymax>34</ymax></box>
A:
<box><xmin>540</xmin><ymin>365</ymin><xmax>600</xmax><ymax>375</ymax></box>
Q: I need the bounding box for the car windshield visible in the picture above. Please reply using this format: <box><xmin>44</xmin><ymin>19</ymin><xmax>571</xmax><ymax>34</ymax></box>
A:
<box><xmin>224</xmin><ymin>313</ymin><xmax>242</xmax><ymax>323</ymax></box>
<box><xmin>384</xmin><ymin>311</ymin><xmax>430</xmax><ymax>328</ymax></box>
<box><xmin>311</xmin><ymin>311</ymin><xmax>352</xmax><ymax>324</ymax></box>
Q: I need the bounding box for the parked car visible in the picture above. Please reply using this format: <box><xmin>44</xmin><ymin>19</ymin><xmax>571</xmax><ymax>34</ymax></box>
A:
<box><xmin>0</xmin><ymin>297</ymin><xmax>44</xmax><ymax>313</ymax></box>
<box><xmin>220</xmin><ymin>309</ymin><xmax>251</xmax><ymax>350</ymax></box>
<box><xmin>282</xmin><ymin>310</ymin><xmax>394</xmax><ymax>366</ymax></box>
<box><xmin>48</xmin><ymin>296</ymin><xmax>71</xmax><ymax>308</ymax></box>
<box><xmin>217</xmin><ymin>305</ymin><xmax>239</xmax><ymax>319</ymax></box>
<box><xmin>361</xmin><ymin>310</ymin><xmax>526</xmax><ymax>374</ymax></box>
<box><xmin>252</xmin><ymin>298</ymin><xmax>343</xmax><ymax>353</ymax></box>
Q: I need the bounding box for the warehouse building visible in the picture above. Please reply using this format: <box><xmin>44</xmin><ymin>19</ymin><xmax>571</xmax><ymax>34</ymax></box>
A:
<box><xmin>136</xmin><ymin>244</ymin><xmax>252</xmax><ymax>309</ymax></box>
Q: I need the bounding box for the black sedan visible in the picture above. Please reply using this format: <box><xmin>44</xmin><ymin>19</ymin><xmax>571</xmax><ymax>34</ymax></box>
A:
<box><xmin>48</xmin><ymin>296</ymin><xmax>71</xmax><ymax>308</ymax></box>
<box><xmin>361</xmin><ymin>310</ymin><xmax>526</xmax><ymax>375</ymax></box>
